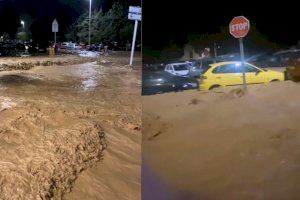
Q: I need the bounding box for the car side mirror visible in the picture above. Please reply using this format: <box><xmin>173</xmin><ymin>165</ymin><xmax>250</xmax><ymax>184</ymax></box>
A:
<box><xmin>255</xmin><ymin>71</ymin><xmax>261</xmax><ymax>75</ymax></box>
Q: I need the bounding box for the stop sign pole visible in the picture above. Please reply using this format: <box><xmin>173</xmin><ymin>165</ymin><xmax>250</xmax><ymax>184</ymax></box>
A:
<box><xmin>229</xmin><ymin>16</ymin><xmax>250</xmax><ymax>91</ymax></box>
<box><xmin>239</xmin><ymin>37</ymin><xmax>246</xmax><ymax>91</ymax></box>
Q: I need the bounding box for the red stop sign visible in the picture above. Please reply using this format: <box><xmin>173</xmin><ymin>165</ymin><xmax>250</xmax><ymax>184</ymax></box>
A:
<box><xmin>229</xmin><ymin>16</ymin><xmax>250</xmax><ymax>38</ymax></box>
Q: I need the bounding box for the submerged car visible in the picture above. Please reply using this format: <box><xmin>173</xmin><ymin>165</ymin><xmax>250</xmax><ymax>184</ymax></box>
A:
<box><xmin>199</xmin><ymin>61</ymin><xmax>284</xmax><ymax>91</ymax></box>
<box><xmin>142</xmin><ymin>70</ymin><xmax>199</xmax><ymax>95</ymax></box>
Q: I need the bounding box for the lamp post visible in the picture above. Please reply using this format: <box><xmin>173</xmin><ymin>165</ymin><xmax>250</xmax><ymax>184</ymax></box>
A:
<box><xmin>88</xmin><ymin>0</ymin><xmax>92</xmax><ymax>47</ymax></box>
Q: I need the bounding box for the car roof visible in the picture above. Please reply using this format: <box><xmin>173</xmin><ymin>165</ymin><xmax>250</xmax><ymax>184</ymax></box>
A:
<box><xmin>166</xmin><ymin>62</ymin><xmax>190</xmax><ymax>65</ymax></box>
<box><xmin>209</xmin><ymin>61</ymin><xmax>245</xmax><ymax>67</ymax></box>
<box><xmin>273</xmin><ymin>49</ymin><xmax>300</xmax><ymax>55</ymax></box>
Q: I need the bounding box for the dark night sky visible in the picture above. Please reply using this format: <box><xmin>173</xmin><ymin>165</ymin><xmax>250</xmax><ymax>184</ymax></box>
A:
<box><xmin>0</xmin><ymin>0</ymin><xmax>140</xmax><ymax>21</ymax></box>
<box><xmin>0</xmin><ymin>0</ymin><xmax>140</xmax><ymax>41</ymax></box>
<box><xmin>0</xmin><ymin>0</ymin><xmax>101</xmax><ymax>25</ymax></box>
<box><xmin>143</xmin><ymin>0</ymin><xmax>300</xmax><ymax>49</ymax></box>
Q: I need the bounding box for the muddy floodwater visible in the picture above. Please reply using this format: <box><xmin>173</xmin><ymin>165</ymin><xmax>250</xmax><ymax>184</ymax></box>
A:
<box><xmin>0</xmin><ymin>54</ymin><xmax>141</xmax><ymax>200</ymax></box>
<box><xmin>143</xmin><ymin>83</ymin><xmax>300</xmax><ymax>200</ymax></box>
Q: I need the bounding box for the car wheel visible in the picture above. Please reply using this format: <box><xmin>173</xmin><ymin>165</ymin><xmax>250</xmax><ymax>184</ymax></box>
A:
<box><xmin>270</xmin><ymin>79</ymin><xmax>279</xmax><ymax>83</ymax></box>
<box><xmin>209</xmin><ymin>85</ymin><xmax>220</xmax><ymax>91</ymax></box>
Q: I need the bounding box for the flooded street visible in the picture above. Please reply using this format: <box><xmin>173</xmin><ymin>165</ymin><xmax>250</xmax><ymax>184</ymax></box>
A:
<box><xmin>143</xmin><ymin>84</ymin><xmax>300</xmax><ymax>200</ymax></box>
<box><xmin>0</xmin><ymin>53</ymin><xmax>141</xmax><ymax>200</ymax></box>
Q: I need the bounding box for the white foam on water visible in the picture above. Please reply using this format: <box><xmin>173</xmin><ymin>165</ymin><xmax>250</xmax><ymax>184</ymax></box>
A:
<box><xmin>82</xmin><ymin>79</ymin><xmax>97</xmax><ymax>91</ymax></box>
<box><xmin>79</xmin><ymin>51</ymin><xmax>100</xmax><ymax>58</ymax></box>
<box><xmin>1</xmin><ymin>98</ymin><xmax>16</xmax><ymax>110</ymax></box>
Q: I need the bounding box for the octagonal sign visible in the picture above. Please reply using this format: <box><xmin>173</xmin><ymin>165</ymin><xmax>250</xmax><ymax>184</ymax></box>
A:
<box><xmin>229</xmin><ymin>16</ymin><xmax>250</xmax><ymax>38</ymax></box>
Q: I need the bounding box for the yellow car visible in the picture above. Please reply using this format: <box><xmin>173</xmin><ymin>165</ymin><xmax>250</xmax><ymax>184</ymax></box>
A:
<box><xmin>200</xmin><ymin>61</ymin><xmax>284</xmax><ymax>91</ymax></box>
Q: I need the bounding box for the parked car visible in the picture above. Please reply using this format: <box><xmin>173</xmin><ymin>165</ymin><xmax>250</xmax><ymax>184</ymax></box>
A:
<box><xmin>65</xmin><ymin>42</ymin><xmax>81</xmax><ymax>50</ymax></box>
<box><xmin>15</xmin><ymin>43</ymin><xmax>26</xmax><ymax>51</ymax></box>
<box><xmin>199</xmin><ymin>61</ymin><xmax>284</xmax><ymax>91</ymax></box>
<box><xmin>247</xmin><ymin>49</ymin><xmax>300</xmax><ymax>68</ymax></box>
<box><xmin>60</xmin><ymin>42</ymin><xmax>69</xmax><ymax>49</ymax></box>
<box><xmin>26</xmin><ymin>41</ymin><xmax>47</xmax><ymax>53</ymax></box>
<box><xmin>88</xmin><ymin>44</ymin><xmax>102</xmax><ymax>51</ymax></box>
<box><xmin>142</xmin><ymin>69</ymin><xmax>199</xmax><ymax>95</ymax></box>
<box><xmin>0</xmin><ymin>42</ymin><xmax>15</xmax><ymax>56</ymax></box>
<box><xmin>105</xmin><ymin>41</ymin><xmax>120</xmax><ymax>51</ymax></box>
<box><xmin>37</xmin><ymin>42</ymin><xmax>48</xmax><ymax>53</ymax></box>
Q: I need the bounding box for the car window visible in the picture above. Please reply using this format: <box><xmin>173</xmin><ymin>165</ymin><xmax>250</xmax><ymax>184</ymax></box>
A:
<box><xmin>244</xmin><ymin>64</ymin><xmax>260</xmax><ymax>73</ymax></box>
<box><xmin>212</xmin><ymin>64</ymin><xmax>237</xmax><ymax>73</ymax></box>
<box><xmin>201</xmin><ymin>61</ymin><xmax>214</xmax><ymax>73</ymax></box>
<box><xmin>173</xmin><ymin>64</ymin><xmax>189</xmax><ymax>71</ymax></box>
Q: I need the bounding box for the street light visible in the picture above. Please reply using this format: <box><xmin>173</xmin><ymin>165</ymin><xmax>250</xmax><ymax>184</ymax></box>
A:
<box><xmin>21</xmin><ymin>20</ymin><xmax>25</xmax><ymax>31</ymax></box>
<box><xmin>88</xmin><ymin>0</ymin><xmax>92</xmax><ymax>47</ymax></box>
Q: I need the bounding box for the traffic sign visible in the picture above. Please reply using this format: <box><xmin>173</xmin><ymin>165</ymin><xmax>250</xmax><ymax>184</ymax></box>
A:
<box><xmin>52</xmin><ymin>19</ymin><xmax>59</xmax><ymax>46</ymax></box>
<box><xmin>128</xmin><ymin>6</ymin><xmax>142</xmax><ymax>66</ymax></box>
<box><xmin>229</xmin><ymin>16</ymin><xmax>250</xmax><ymax>92</ymax></box>
<box><xmin>128</xmin><ymin>13</ymin><xmax>141</xmax><ymax>21</ymax></box>
<box><xmin>129</xmin><ymin>6</ymin><xmax>141</xmax><ymax>14</ymax></box>
<box><xmin>229</xmin><ymin>16</ymin><xmax>250</xmax><ymax>38</ymax></box>
<box><xmin>52</xmin><ymin>19</ymin><xmax>58</xmax><ymax>33</ymax></box>
<box><xmin>128</xmin><ymin>6</ymin><xmax>141</xmax><ymax>21</ymax></box>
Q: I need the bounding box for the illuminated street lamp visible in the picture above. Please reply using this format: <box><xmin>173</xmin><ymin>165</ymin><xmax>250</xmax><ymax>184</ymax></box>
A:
<box><xmin>21</xmin><ymin>20</ymin><xmax>25</xmax><ymax>31</ymax></box>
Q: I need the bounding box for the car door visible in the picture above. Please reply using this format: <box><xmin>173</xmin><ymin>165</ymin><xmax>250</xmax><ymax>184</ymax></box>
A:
<box><xmin>164</xmin><ymin>65</ymin><xmax>171</xmax><ymax>74</ymax></box>
<box><xmin>211</xmin><ymin>63</ymin><xmax>243</xmax><ymax>86</ymax></box>
<box><xmin>170</xmin><ymin>65</ymin><xmax>176</xmax><ymax>75</ymax></box>
<box><xmin>244</xmin><ymin>63</ymin><xmax>265</xmax><ymax>84</ymax></box>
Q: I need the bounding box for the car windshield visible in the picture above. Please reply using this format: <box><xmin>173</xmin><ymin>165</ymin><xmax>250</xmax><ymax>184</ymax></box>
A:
<box><xmin>173</xmin><ymin>64</ymin><xmax>189</xmax><ymax>71</ymax></box>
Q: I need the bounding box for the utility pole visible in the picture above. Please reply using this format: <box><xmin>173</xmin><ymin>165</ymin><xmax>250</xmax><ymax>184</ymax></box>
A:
<box><xmin>88</xmin><ymin>0</ymin><xmax>92</xmax><ymax>47</ymax></box>
<box><xmin>214</xmin><ymin>42</ymin><xmax>217</xmax><ymax>63</ymax></box>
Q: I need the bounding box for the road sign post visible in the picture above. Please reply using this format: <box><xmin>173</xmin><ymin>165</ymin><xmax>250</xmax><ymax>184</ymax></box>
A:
<box><xmin>229</xmin><ymin>16</ymin><xmax>250</xmax><ymax>92</ymax></box>
<box><xmin>239</xmin><ymin>38</ymin><xmax>247</xmax><ymax>91</ymax></box>
<box><xmin>130</xmin><ymin>20</ymin><xmax>138</xmax><ymax>65</ymax></box>
<box><xmin>128</xmin><ymin>6</ymin><xmax>141</xmax><ymax>66</ymax></box>
<box><xmin>52</xmin><ymin>19</ymin><xmax>58</xmax><ymax>45</ymax></box>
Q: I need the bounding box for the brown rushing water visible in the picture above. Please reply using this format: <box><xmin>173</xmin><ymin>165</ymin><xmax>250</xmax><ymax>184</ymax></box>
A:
<box><xmin>0</xmin><ymin>54</ymin><xmax>141</xmax><ymax>200</ymax></box>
